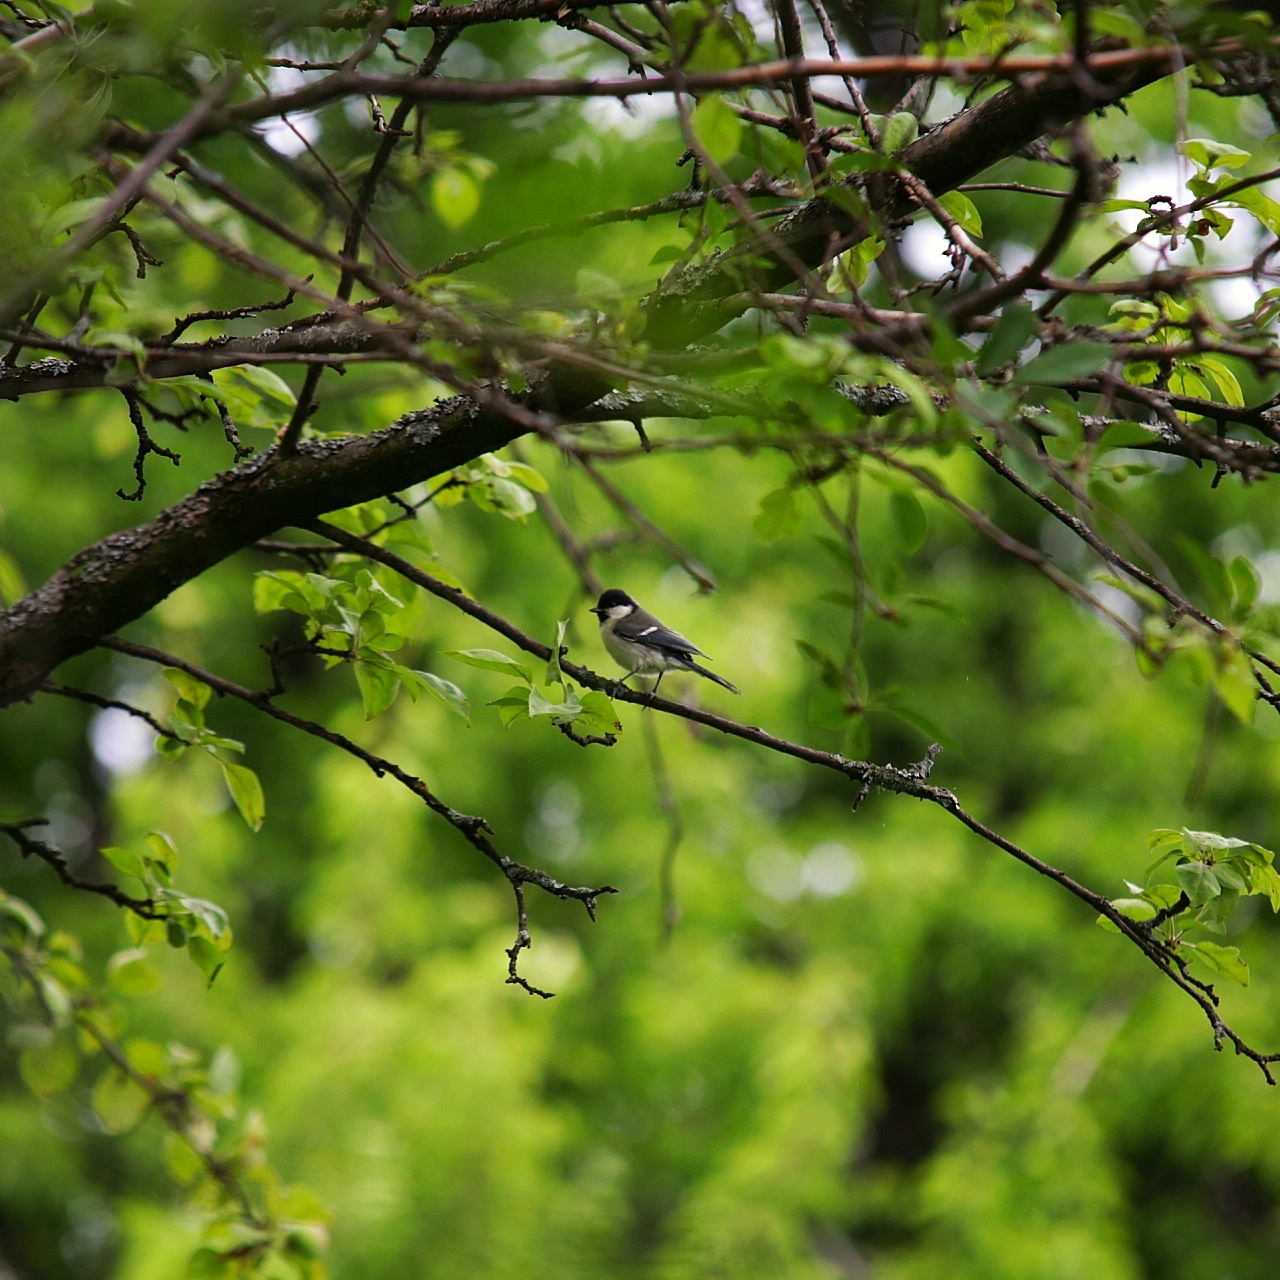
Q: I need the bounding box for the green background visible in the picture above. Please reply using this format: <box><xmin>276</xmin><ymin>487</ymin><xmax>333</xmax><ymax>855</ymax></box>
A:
<box><xmin>4</xmin><ymin>5</ymin><xmax>1280</xmax><ymax>1276</ymax></box>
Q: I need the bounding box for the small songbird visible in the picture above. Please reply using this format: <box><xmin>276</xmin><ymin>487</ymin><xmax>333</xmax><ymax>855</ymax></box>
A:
<box><xmin>589</xmin><ymin>588</ymin><xmax>739</xmax><ymax>695</ymax></box>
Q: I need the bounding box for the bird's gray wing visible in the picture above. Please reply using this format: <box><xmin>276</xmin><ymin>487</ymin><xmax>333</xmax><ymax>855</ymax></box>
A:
<box><xmin>625</xmin><ymin>613</ymin><xmax>709</xmax><ymax>659</ymax></box>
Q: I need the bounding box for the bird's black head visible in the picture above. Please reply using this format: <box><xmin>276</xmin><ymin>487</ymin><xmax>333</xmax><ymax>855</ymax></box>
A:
<box><xmin>590</xmin><ymin>588</ymin><xmax>636</xmax><ymax>617</ymax></box>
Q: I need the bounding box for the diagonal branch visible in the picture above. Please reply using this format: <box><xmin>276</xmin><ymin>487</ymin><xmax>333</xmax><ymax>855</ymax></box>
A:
<box><xmin>96</xmin><ymin>636</ymin><xmax>616</xmax><ymax>996</ymax></box>
<box><xmin>303</xmin><ymin>518</ymin><xmax>1280</xmax><ymax>1081</ymax></box>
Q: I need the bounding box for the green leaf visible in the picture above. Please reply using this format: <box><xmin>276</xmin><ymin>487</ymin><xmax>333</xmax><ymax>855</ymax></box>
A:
<box><xmin>217</xmin><ymin>364</ymin><xmax>295</xmax><ymax>409</ymax></box>
<box><xmin>889</xmin><ymin>491</ymin><xmax>928</xmax><ymax>552</ymax></box>
<box><xmin>1098</xmin><ymin>198</ymin><xmax>1151</xmax><ymax>214</ymax></box>
<box><xmin>34</xmin><ymin>974</ymin><xmax>71</xmax><ymax>1024</ymax></box>
<box><xmin>839</xmin><ymin>236</ymin><xmax>885</xmax><ymax>287</ymax></box>
<box><xmin>488</xmin><ymin>685</ymin><xmax>532</xmax><ymax>727</ymax></box>
<box><xmin>168</xmin><ymin>893</ymin><xmax>229</xmax><ymax>940</ymax></box>
<box><xmin>100</xmin><ymin>845</ymin><xmax>148</xmax><ymax>884</ymax></box>
<box><xmin>504</xmin><ymin>461</ymin><xmax>548</xmax><ymax>493</ymax></box>
<box><xmin>1143</xmin><ymin>882</ymin><xmax>1185</xmax><ymax>911</ymax></box>
<box><xmin>1097</xmin><ymin>421</ymin><xmax>1157</xmax><ymax>450</ymax></box>
<box><xmin>691</xmin><ymin>95</ymin><xmax>742</xmax><ymax>164</ymax></box>
<box><xmin>187</xmin><ymin>935</ymin><xmax>226</xmax><ymax>987</ymax></box>
<box><xmin>126</xmin><ymin>912</ymin><xmax>163</xmax><ymax>946</ymax></box>
<box><xmin>253</xmin><ymin>570</ymin><xmax>318</xmax><ymax>616</ymax></box>
<box><xmin>432</xmin><ymin>167</ymin><xmax>481</xmax><ymax>231</ymax></box>
<box><xmin>93</xmin><ymin>1066</ymin><xmax>151</xmax><ymax>1134</ymax></box>
<box><xmin>577</xmin><ymin>690</ymin><xmax>622</xmax><ymax>736</ymax></box>
<box><xmin>414</xmin><ymin>671</ymin><xmax>470</xmax><ymax>723</ymax></box>
<box><xmin>1015</xmin><ymin>341</ymin><xmax>1114</xmax><ymax>385</ymax></box>
<box><xmin>44</xmin><ymin>196</ymin><xmax>108</xmax><ymax>239</ymax></box>
<box><xmin>1197</xmin><ymin>355</ymin><xmax>1244</xmax><ymax>407</ymax></box>
<box><xmin>1109</xmin><ymin>897</ymin><xmax>1157</xmax><ymax>922</ymax></box>
<box><xmin>1197</xmin><ymin>889</ymin><xmax>1239</xmax><ymax>933</ymax></box>
<box><xmin>445</xmin><ymin>649</ymin><xmax>534</xmax><ymax>682</ymax></box>
<box><xmin>975</xmin><ymin>302</ymin><xmax>1037</xmax><ymax>376</ymax></box>
<box><xmin>1178</xmin><ymin>138</ymin><xmax>1251</xmax><ymax>171</ymax></box>
<box><xmin>1181</xmin><ymin>828</ymin><xmax>1253</xmax><ymax>855</ymax></box>
<box><xmin>163</xmin><ymin>667</ymin><xmax>211</xmax><ymax>711</ymax></box>
<box><xmin>219</xmin><ymin>760</ymin><xmax>265</xmax><ymax>832</ymax></box>
<box><xmin>880</xmin><ymin>111</ymin><xmax>919</xmax><ymax>153</ymax></box>
<box><xmin>807</xmin><ymin>685</ymin><xmax>851</xmax><ymax>731</ymax></box>
<box><xmin>0</xmin><ymin>891</ymin><xmax>45</xmax><ymax>938</ymax></box>
<box><xmin>483</xmin><ymin>476</ymin><xmax>537</xmax><ymax>520</ymax></box>
<box><xmin>355</xmin><ymin>660</ymin><xmax>401</xmax><ymax>719</ymax></box>
<box><xmin>146</xmin><ymin>831</ymin><xmax>179</xmax><ymax>873</ymax></box>
<box><xmin>937</xmin><ymin>190</ymin><xmax>982</xmax><ymax>237</ymax></box>
<box><xmin>1213</xmin><ymin>862</ymin><xmax>1249</xmax><ymax>893</ymax></box>
<box><xmin>1176</xmin><ymin>860</ymin><xmax>1221</xmax><ymax>905</ymax></box>
<box><xmin>545</xmin><ymin>619</ymin><xmax>569</xmax><ymax>686</ymax></box>
<box><xmin>1230</xmin><ymin>555</ymin><xmax>1260</xmax><ymax>614</ymax></box>
<box><xmin>107</xmin><ymin>947</ymin><xmax>163</xmax><ymax>996</ymax></box>
<box><xmin>528</xmin><ymin>684</ymin><xmax>581</xmax><ymax>720</ymax></box>
<box><xmin>1247</xmin><ymin>863</ymin><xmax>1280</xmax><ymax>911</ymax></box>
<box><xmin>1189</xmin><ymin>940</ymin><xmax>1250</xmax><ymax>985</ymax></box>
<box><xmin>754</xmin><ymin>487</ymin><xmax>803</xmax><ymax>541</ymax></box>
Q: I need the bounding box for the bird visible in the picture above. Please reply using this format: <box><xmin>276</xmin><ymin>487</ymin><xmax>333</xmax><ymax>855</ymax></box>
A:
<box><xmin>589</xmin><ymin>588</ymin><xmax>739</xmax><ymax>696</ymax></box>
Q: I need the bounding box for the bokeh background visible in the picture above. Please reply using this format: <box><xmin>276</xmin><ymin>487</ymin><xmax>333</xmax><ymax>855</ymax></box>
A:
<box><xmin>4</xmin><ymin>3</ymin><xmax>1280</xmax><ymax>1276</ymax></box>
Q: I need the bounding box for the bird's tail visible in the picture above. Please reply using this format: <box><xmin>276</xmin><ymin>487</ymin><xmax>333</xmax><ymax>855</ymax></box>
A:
<box><xmin>686</xmin><ymin>660</ymin><xmax>740</xmax><ymax>694</ymax></box>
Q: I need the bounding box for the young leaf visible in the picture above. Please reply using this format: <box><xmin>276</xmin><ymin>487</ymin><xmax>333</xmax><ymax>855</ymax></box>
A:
<box><xmin>217</xmin><ymin>364</ymin><xmax>295</xmax><ymax>409</ymax></box>
<box><xmin>1178</xmin><ymin>138</ymin><xmax>1250</xmax><ymax>171</ymax></box>
<box><xmin>355</xmin><ymin>660</ymin><xmax>401</xmax><ymax>719</ymax></box>
<box><xmin>545</xmin><ymin>620</ymin><xmax>570</xmax><ymax>686</ymax></box>
<box><xmin>163</xmin><ymin>668</ymin><xmax>211</xmax><ymax>711</ymax></box>
<box><xmin>445</xmin><ymin>648</ymin><xmax>534</xmax><ymax>682</ymax></box>
<box><xmin>432</xmin><ymin>167</ymin><xmax>481</xmax><ymax>230</ymax></box>
<box><xmin>1109</xmin><ymin>897</ymin><xmax>1158</xmax><ymax>922</ymax></box>
<box><xmin>1015</xmin><ymin>341</ymin><xmax>1114</xmax><ymax>385</ymax></box>
<box><xmin>1230</xmin><ymin>555</ymin><xmax>1260</xmax><ymax>614</ymax></box>
<box><xmin>1176</xmin><ymin>860</ymin><xmax>1221</xmax><ymax>904</ymax></box>
<box><xmin>1189</xmin><ymin>940</ymin><xmax>1250</xmax><ymax>986</ymax></box>
<box><xmin>937</xmin><ymin>190</ymin><xmax>982</xmax><ymax>237</ymax></box>
<box><xmin>146</xmin><ymin>831</ymin><xmax>179</xmax><ymax>873</ymax></box>
<box><xmin>528</xmin><ymin>685</ymin><xmax>580</xmax><ymax>719</ymax></box>
<box><xmin>488</xmin><ymin>686</ymin><xmax>532</xmax><ymax>727</ymax></box>
<box><xmin>577</xmin><ymin>690</ymin><xmax>622</xmax><ymax>735</ymax></box>
<box><xmin>219</xmin><ymin>760</ymin><xmax>265</xmax><ymax>832</ymax></box>
<box><xmin>415</xmin><ymin>671</ymin><xmax>471</xmax><ymax>723</ymax></box>
<box><xmin>691</xmin><ymin>95</ymin><xmax>741</xmax><ymax>164</ymax></box>
<box><xmin>975</xmin><ymin>302</ymin><xmax>1037</xmax><ymax>376</ymax></box>
<box><xmin>187</xmin><ymin>935</ymin><xmax>226</xmax><ymax>987</ymax></box>
<box><xmin>881</xmin><ymin>111</ymin><xmax>919</xmax><ymax>152</ymax></box>
<box><xmin>100</xmin><ymin>845</ymin><xmax>148</xmax><ymax>884</ymax></box>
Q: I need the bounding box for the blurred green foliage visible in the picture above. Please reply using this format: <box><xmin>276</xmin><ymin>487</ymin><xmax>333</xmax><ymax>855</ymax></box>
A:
<box><xmin>5</xmin><ymin>0</ymin><xmax>1280</xmax><ymax>1277</ymax></box>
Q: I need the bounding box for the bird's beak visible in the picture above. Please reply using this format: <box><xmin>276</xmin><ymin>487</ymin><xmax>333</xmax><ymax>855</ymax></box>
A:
<box><xmin>588</xmin><ymin>607</ymin><xmax>604</xmax><ymax>617</ymax></box>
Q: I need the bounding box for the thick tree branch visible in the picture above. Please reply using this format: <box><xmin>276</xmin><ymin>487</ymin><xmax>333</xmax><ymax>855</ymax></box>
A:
<box><xmin>0</xmin><ymin>43</ymin><xmax>1187</xmax><ymax>711</ymax></box>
